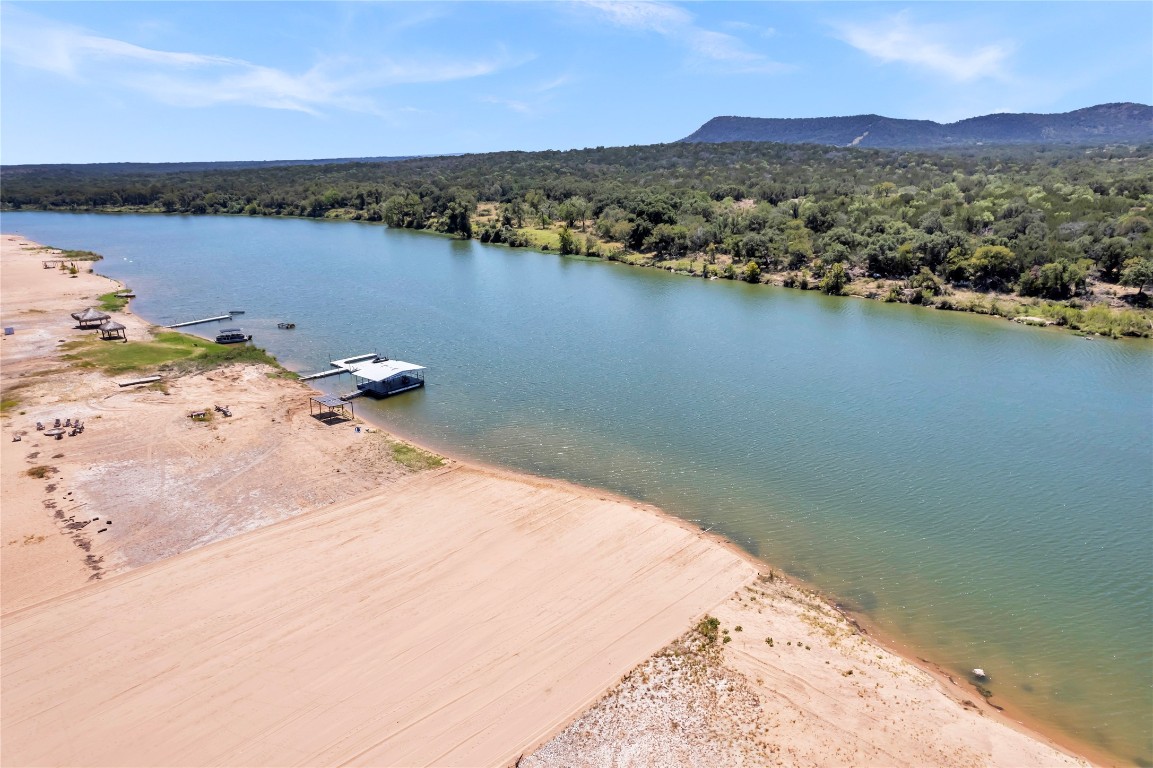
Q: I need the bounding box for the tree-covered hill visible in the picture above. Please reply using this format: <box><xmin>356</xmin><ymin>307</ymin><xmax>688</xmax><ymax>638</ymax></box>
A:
<box><xmin>3</xmin><ymin>140</ymin><xmax>1152</xmax><ymax>335</ymax></box>
<box><xmin>0</xmin><ymin>155</ymin><xmax>421</xmax><ymax>180</ymax></box>
<box><xmin>681</xmin><ymin>103</ymin><xmax>1153</xmax><ymax>148</ymax></box>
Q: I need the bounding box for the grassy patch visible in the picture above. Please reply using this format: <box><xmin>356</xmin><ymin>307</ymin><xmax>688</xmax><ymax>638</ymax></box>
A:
<box><xmin>26</xmin><ymin>465</ymin><xmax>57</xmax><ymax>479</ymax></box>
<box><xmin>37</xmin><ymin>246</ymin><xmax>103</xmax><ymax>262</ymax></box>
<box><xmin>0</xmin><ymin>396</ymin><xmax>20</xmax><ymax>414</ymax></box>
<box><xmin>390</xmin><ymin>441</ymin><xmax>444</xmax><ymax>471</ymax></box>
<box><xmin>518</xmin><ymin>227</ymin><xmax>562</xmax><ymax>250</ymax></box>
<box><xmin>1033</xmin><ymin>303</ymin><xmax>1153</xmax><ymax>338</ymax></box>
<box><xmin>97</xmin><ymin>291</ymin><xmax>129</xmax><ymax>312</ymax></box>
<box><xmin>62</xmin><ymin>331</ymin><xmax>281</xmax><ymax>375</ymax></box>
<box><xmin>60</xmin><ymin>248</ymin><xmax>103</xmax><ymax>262</ymax></box>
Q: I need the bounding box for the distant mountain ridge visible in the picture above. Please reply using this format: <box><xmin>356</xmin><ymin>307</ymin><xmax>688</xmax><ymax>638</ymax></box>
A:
<box><xmin>680</xmin><ymin>103</ymin><xmax>1153</xmax><ymax>149</ymax></box>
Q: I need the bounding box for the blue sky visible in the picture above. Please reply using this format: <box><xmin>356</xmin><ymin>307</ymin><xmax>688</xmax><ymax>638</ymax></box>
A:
<box><xmin>2</xmin><ymin>1</ymin><xmax>1150</xmax><ymax>164</ymax></box>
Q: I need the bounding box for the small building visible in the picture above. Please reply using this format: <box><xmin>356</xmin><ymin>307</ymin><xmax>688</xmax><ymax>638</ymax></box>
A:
<box><xmin>349</xmin><ymin>359</ymin><xmax>426</xmax><ymax>398</ymax></box>
<box><xmin>98</xmin><ymin>320</ymin><xmax>127</xmax><ymax>341</ymax></box>
<box><xmin>71</xmin><ymin>307</ymin><xmax>110</xmax><ymax>328</ymax></box>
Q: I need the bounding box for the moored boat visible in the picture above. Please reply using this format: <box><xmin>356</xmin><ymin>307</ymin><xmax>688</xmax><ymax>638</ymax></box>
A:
<box><xmin>214</xmin><ymin>328</ymin><xmax>251</xmax><ymax>344</ymax></box>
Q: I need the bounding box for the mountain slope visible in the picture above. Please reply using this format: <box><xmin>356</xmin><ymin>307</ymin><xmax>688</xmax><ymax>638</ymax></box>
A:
<box><xmin>680</xmin><ymin>103</ymin><xmax>1153</xmax><ymax>148</ymax></box>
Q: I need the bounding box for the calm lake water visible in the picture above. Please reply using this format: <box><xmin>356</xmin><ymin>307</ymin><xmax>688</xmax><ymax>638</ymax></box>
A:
<box><xmin>6</xmin><ymin>211</ymin><xmax>1152</xmax><ymax>764</ymax></box>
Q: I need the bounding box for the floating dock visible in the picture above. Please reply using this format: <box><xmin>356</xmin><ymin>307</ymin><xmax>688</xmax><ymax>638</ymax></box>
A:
<box><xmin>167</xmin><ymin>314</ymin><xmax>234</xmax><ymax>329</ymax></box>
<box><xmin>298</xmin><ymin>354</ymin><xmax>378</xmax><ymax>381</ymax></box>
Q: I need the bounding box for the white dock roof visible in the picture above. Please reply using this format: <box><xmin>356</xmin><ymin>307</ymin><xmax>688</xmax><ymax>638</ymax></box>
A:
<box><xmin>349</xmin><ymin>359</ymin><xmax>426</xmax><ymax>382</ymax></box>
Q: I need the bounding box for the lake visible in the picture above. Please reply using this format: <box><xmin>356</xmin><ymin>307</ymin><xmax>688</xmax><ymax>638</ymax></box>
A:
<box><xmin>6</xmin><ymin>211</ymin><xmax>1151</xmax><ymax>765</ymax></box>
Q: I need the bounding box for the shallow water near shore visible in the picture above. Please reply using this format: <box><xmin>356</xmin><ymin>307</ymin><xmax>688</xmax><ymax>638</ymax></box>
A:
<box><xmin>7</xmin><ymin>211</ymin><xmax>1151</xmax><ymax>765</ymax></box>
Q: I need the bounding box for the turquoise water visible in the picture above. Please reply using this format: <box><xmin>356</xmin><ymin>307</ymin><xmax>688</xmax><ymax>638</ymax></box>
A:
<box><xmin>6</xmin><ymin>211</ymin><xmax>1151</xmax><ymax>764</ymax></box>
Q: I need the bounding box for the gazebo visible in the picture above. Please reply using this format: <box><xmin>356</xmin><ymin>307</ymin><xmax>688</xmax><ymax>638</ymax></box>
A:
<box><xmin>98</xmin><ymin>320</ymin><xmax>127</xmax><ymax>341</ymax></box>
<box><xmin>71</xmin><ymin>307</ymin><xmax>110</xmax><ymax>329</ymax></box>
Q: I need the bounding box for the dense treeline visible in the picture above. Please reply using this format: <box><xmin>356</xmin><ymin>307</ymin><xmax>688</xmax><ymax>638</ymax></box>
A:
<box><xmin>4</xmin><ymin>141</ymin><xmax>1153</xmax><ymax>326</ymax></box>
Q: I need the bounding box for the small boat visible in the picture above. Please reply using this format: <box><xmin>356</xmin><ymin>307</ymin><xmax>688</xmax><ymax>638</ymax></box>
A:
<box><xmin>229</xmin><ymin>310</ymin><xmax>245</xmax><ymax>314</ymax></box>
<box><xmin>214</xmin><ymin>328</ymin><xmax>251</xmax><ymax>344</ymax></box>
<box><xmin>277</xmin><ymin>322</ymin><xmax>296</xmax><ymax>330</ymax></box>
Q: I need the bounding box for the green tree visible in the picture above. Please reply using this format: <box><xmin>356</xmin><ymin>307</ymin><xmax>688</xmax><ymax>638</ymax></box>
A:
<box><xmin>557</xmin><ymin>197</ymin><xmax>590</xmax><ymax>230</ymax></box>
<box><xmin>743</xmin><ymin>260</ymin><xmax>761</xmax><ymax>283</ymax></box>
<box><xmin>443</xmin><ymin>200</ymin><xmax>472</xmax><ymax>238</ymax></box>
<box><xmin>644</xmin><ymin>223</ymin><xmax>690</xmax><ymax>260</ymax></box>
<box><xmin>583</xmin><ymin>234</ymin><xmax>600</xmax><ymax>257</ymax></box>
<box><xmin>1095</xmin><ymin>237</ymin><xmax>1131</xmax><ymax>282</ymax></box>
<box><xmin>964</xmin><ymin>245</ymin><xmax>1019</xmax><ymax>290</ymax></box>
<box><xmin>1018</xmin><ymin>259</ymin><xmax>1089</xmax><ymax>299</ymax></box>
<box><xmin>802</xmin><ymin>201</ymin><xmax>837</xmax><ymax>234</ymax></box>
<box><xmin>907</xmin><ymin>267</ymin><xmax>942</xmax><ymax>296</ymax></box>
<box><xmin>820</xmin><ymin>262</ymin><xmax>848</xmax><ymax>295</ymax></box>
<box><xmin>382</xmin><ymin>193</ymin><xmax>424</xmax><ymax>228</ymax></box>
<box><xmin>1121</xmin><ymin>256</ymin><xmax>1153</xmax><ymax>295</ymax></box>
<box><xmin>558</xmin><ymin>226</ymin><xmax>578</xmax><ymax>255</ymax></box>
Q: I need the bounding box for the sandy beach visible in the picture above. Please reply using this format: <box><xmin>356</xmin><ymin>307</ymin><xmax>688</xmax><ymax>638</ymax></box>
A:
<box><xmin>1</xmin><ymin>234</ymin><xmax>1091</xmax><ymax>766</ymax></box>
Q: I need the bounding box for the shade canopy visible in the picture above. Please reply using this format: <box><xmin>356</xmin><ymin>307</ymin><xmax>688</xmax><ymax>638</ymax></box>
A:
<box><xmin>98</xmin><ymin>321</ymin><xmax>126</xmax><ymax>332</ymax></box>
<box><xmin>72</xmin><ymin>307</ymin><xmax>110</xmax><ymax>323</ymax></box>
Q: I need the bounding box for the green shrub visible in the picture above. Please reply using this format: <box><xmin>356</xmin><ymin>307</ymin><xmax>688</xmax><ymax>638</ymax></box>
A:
<box><xmin>695</xmin><ymin>615</ymin><xmax>721</xmax><ymax>644</ymax></box>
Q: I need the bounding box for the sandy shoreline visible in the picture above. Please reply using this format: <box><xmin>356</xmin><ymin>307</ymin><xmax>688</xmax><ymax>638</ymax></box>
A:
<box><xmin>1</xmin><ymin>234</ymin><xmax>1093</xmax><ymax>766</ymax></box>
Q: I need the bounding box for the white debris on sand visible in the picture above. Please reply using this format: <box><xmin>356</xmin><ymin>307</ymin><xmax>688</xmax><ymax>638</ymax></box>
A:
<box><xmin>523</xmin><ymin>620</ymin><xmax>774</xmax><ymax>768</ymax></box>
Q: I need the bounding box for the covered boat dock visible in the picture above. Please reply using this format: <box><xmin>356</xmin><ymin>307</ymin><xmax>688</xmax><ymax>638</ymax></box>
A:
<box><xmin>350</xmin><ymin>359</ymin><xmax>426</xmax><ymax>398</ymax></box>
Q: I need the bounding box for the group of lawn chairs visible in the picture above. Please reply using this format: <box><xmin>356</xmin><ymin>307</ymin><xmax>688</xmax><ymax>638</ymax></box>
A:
<box><xmin>34</xmin><ymin>417</ymin><xmax>85</xmax><ymax>439</ymax></box>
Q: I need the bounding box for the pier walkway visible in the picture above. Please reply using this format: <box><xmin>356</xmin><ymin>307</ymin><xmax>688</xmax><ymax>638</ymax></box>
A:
<box><xmin>298</xmin><ymin>353</ymin><xmax>378</xmax><ymax>382</ymax></box>
<box><xmin>167</xmin><ymin>313</ymin><xmax>234</xmax><ymax>329</ymax></box>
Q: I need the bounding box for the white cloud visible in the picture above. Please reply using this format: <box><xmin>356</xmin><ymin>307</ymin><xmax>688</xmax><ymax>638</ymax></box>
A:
<box><xmin>478</xmin><ymin>72</ymin><xmax>574</xmax><ymax>118</ymax></box>
<box><xmin>0</xmin><ymin>8</ymin><xmax>517</xmax><ymax>116</ymax></box>
<box><xmin>582</xmin><ymin>1</ymin><xmax>691</xmax><ymax>34</ymax></box>
<box><xmin>722</xmin><ymin>20</ymin><xmax>777</xmax><ymax>38</ymax></box>
<box><xmin>835</xmin><ymin>13</ymin><xmax>1012</xmax><ymax>82</ymax></box>
<box><xmin>479</xmin><ymin>95</ymin><xmax>535</xmax><ymax>116</ymax></box>
<box><xmin>581</xmin><ymin>1</ymin><xmax>790</xmax><ymax>75</ymax></box>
